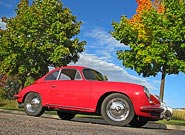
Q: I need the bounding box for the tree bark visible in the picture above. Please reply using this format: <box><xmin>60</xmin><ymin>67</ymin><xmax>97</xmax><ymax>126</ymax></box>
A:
<box><xmin>159</xmin><ymin>67</ymin><xmax>166</xmax><ymax>102</ymax></box>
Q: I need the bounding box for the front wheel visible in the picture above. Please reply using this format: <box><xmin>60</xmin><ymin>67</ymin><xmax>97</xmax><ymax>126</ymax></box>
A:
<box><xmin>101</xmin><ymin>93</ymin><xmax>135</xmax><ymax>126</ymax></box>
<box><xmin>57</xmin><ymin>111</ymin><xmax>76</xmax><ymax>120</ymax></box>
<box><xmin>24</xmin><ymin>92</ymin><xmax>45</xmax><ymax>116</ymax></box>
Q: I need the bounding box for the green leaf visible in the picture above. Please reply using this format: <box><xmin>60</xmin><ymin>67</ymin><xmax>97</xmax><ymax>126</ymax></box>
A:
<box><xmin>0</xmin><ymin>0</ymin><xmax>86</xmax><ymax>88</ymax></box>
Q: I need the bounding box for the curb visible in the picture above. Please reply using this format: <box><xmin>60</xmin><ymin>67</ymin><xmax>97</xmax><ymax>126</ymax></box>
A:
<box><xmin>166</xmin><ymin>125</ymin><xmax>185</xmax><ymax>131</ymax></box>
<box><xmin>0</xmin><ymin>109</ymin><xmax>184</xmax><ymax>131</ymax></box>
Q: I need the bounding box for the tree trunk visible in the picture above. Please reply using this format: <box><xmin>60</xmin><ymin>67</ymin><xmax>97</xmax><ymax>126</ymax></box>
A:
<box><xmin>19</xmin><ymin>73</ymin><xmax>27</xmax><ymax>90</ymax></box>
<box><xmin>159</xmin><ymin>67</ymin><xmax>166</xmax><ymax>102</ymax></box>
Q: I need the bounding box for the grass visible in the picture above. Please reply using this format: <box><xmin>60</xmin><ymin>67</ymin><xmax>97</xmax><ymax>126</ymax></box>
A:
<box><xmin>0</xmin><ymin>98</ymin><xmax>184</xmax><ymax>126</ymax></box>
<box><xmin>76</xmin><ymin>114</ymin><xmax>103</xmax><ymax>119</ymax></box>
<box><xmin>157</xmin><ymin>109</ymin><xmax>185</xmax><ymax>126</ymax></box>
<box><xmin>157</xmin><ymin>120</ymin><xmax>185</xmax><ymax>126</ymax></box>
<box><xmin>0</xmin><ymin>98</ymin><xmax>18</xmax><ymax>110</ymax></box>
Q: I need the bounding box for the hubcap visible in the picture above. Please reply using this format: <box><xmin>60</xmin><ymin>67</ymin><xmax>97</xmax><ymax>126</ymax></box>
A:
<box><xmin>106</xmin><ymin>99</ymin><xmax>130</xmax><ymax>121</ymax></box>
<box><xmin>26</xmin><ymin>97</ymin><xmax>40</xmax><ymax>112</ymax></box>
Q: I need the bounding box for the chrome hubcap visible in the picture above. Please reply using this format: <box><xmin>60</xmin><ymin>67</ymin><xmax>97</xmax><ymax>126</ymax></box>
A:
<box><xmin>26</xmin><ymin>97</ymin><xmax>40</xmax><ymax>112</ymax></box>
<box><xmin>107</xmin><ymin>99</ymin><xmax>130</xmax><ymax>121</ymax></box>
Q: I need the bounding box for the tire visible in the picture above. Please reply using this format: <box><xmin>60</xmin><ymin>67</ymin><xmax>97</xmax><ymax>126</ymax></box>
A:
<box><xmin>57</xmin><ymin>111</ymin><xmax>76</xmax><ymax>120</ymax></box>
<box><xmin>24</xmin><ymin>92</ymin><xmax>45</xmax><ymax>116</ymax></box>
<box><xmin>101</xmin><ymin>93</ymin><xmax>135</xmax><ymax>126</ymax></box>
<box><xmin>129</xmin><ymin>116</ymin><xmax>148</xmax><ymax>127</ymax></box>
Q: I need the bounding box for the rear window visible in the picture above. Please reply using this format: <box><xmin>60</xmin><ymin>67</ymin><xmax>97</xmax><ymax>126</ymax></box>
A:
<box><xmin>45</xmin><ymin>70</ymin><xmax>59</xmax><ymax>80</ymax></box>
<box><xmin>83</xmin><ymin>69</ymin><xmax>104</xmax><ymax>81</ymax></box>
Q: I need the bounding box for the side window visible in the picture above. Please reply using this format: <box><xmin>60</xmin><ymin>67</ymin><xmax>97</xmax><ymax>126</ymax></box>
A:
<box><xmin>83</xmin><ymin>69</ymin><xmax>95</xmax><ymax>80</ymax></box>
<box><xmin>74</xmin><ymin>71</ymin><xmax>81</xmax><ymax>80</ymax></box>
<box><xmin>45</xmin><ymin>70</ymin><xmax>59</xmax><ymax>80</ymax></box>
<box><xmin>59</xmin><ymin>73</ymin><xmax>71</xmax><ymax>80</ymax></box>
<box><xmin>59</xmin><ymin>69</ymin><xmax>82</xmax><ymax>80</ymax></box>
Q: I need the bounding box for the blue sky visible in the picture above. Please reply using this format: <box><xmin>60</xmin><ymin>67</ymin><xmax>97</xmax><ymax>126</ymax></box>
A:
<box><xmin>0</xmin><ymin>0</ymin><xmax>184</xmax><ymax>108</ymax></box>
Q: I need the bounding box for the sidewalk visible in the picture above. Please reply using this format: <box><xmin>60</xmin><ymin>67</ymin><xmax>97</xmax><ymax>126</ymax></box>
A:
<box><xmin>0</xmin><ymin>109</ymin><xmax>184</xmax><ymax>131</ymax></box>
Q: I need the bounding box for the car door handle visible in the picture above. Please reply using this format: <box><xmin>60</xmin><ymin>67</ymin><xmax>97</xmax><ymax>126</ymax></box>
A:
<box><xmin>51</xmin><ymin>85</ymin><xmax>56</xmax><ymax>88</ymax></box>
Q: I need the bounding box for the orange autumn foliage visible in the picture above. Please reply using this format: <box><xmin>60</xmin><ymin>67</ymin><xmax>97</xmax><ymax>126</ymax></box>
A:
<box><xmin>136</xmin><ymin>0</ymin><xmax>152</xmax><ymax>13</ymax></box>
<box><xmin>128</xmin><ymin>0</ymin><xmax>165</xmax><ymax>39</ymax></box>
<box><xmin>154</xmin><ymin>0</ymin><xmax>165</xmax><ymax>13</ymax></box>
<box><xmin>129</xmin><ymin>0</ymin><xmax>164</xmax><ymax>23</ymax></box>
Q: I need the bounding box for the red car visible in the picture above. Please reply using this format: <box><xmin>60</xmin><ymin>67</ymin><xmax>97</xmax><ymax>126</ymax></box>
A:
<box><xmin>14</xmin><ymin>66</ymin><xmax>165</xmax><ymax>127</ymax></box>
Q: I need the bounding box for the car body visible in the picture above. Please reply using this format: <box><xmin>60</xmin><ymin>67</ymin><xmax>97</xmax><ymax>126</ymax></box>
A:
<box><xmin>14</xmin><ymin>66</ymin><xmax>167</xmax><ymax>127</ymax></box>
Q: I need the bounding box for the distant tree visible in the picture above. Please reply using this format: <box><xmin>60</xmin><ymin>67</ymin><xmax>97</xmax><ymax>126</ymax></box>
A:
<box><xmin>0</xmin><ymin>0</ymin><xmax>86</xmax><ymax>88</ymax></box>
<box><xmin>111</xmin><ymin>0</ymin><xmax>185</xmax><ymax>101</ymax></box>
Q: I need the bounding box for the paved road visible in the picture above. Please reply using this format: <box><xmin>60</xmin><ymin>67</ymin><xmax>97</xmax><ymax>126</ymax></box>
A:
<box><xmin>0</xmin><ymin>112</ymin><xmax>185</xmax><ymax>135</ymax></box>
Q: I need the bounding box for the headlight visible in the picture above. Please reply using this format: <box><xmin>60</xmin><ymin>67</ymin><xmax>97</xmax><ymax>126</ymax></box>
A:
<box><xmin>144</xmin><ymin>86</ymin><xmax>152</xmax><ymax>103</ymax></box>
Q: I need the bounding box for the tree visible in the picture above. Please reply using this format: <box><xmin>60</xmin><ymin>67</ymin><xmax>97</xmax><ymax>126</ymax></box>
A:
<box><xmin>111</xmin><ymin>0</ymin><xmax>185</xmax><ymax>101</ymax></box>
<box><xmin>0</xmin><ymin>0</ymin><xmax>86</xmax><ymax>88</ymax></box>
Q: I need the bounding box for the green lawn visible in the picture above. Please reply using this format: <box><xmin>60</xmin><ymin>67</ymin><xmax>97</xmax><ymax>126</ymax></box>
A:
<box><xmin>0</xmin><ymin>98</ymin><xmax>18</xmax><ymax>110</ymax></box>
<box><xmin>156</xmin><ymin>120</ymin><xmax>185</xmax><ymax>126</ymax></box>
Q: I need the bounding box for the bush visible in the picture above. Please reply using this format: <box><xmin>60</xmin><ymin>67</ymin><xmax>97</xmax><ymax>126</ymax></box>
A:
<box><xmin>1</xmin><ymin>76</ymin><xmax>21</xmax><ymax>100</ymax></box>
<box><xmin>0</xmin><ymin>87</ymin><xmax>5</xmax><ymax>98</ymax></box>
<box><xmin>0</xmin><ymin>74</ymin><xmax>36</xmax><ymax>100</ymax></box>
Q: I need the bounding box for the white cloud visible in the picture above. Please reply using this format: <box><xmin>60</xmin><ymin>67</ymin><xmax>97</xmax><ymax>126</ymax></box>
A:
<box><xmin>0</xmin><ymin>1</ymin><xmax>11</xmax><ymax>8</ymax></box>
<box><xmin>83</xmin><ymin>27</ymin><xmax>129</xmax><ymax>62</ymax></box>
<box><xmin>153</xmin><ymin>80</ymin><xmax>161</xmax><ymax>84</ymax></box>
<box><xmin>85</xmin><ymin>27</ymin><xmax>124</xmax><ymax>48</ymax></box>
<box><xmin>70</xmin><ymin>27</ymin><xmax>157</xmax><ymax>91</ymax></box>
<box><xmin>70</xmin><ymin>53</ymin><xmax>156</xmax><ymax>91</ymax></box>
<box><xmin>0</xmin><ymin>19</ymin><xmax>6</xmax><ymax>30</ymax></box>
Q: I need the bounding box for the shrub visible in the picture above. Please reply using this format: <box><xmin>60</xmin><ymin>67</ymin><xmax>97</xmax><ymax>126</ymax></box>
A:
<box><xmin>0</xmin><ymin>87</ymin><xmax>5</xmax><ymax>98</ymax></box>
<box><xmin>1</xmin><ymin>76</ymin><xmax>21</xmax><ymax>100</ymax></box>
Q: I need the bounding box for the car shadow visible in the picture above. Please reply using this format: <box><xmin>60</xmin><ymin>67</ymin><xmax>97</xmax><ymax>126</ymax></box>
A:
<box><xmin>0</xmin><ymin>110</ymin><xmax>168</xmax><ymax>130</ymax></box>
<box><xmin>71</xmin><ymin>116</ymin><xmax>168</xmax><ymax>130</ymax></box>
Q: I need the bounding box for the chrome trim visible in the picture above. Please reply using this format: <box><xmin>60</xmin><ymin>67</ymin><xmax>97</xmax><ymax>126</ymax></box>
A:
<box><xmin>106</xmin><ymin>98</ymin><xmax>130</xmax><ymax>121</ymax></box>
<box><xmin>47</xmin><ymin>104</ymin><xmax>93</xmax><ymax>111</ymax></box>
<box><xmin>26</xmin><ymin>97</ymin><xmax>41</xmax><ymax>113</ymax></box>
<box><xmin>56</xmin><ymin>69</ymin><xmax>62</xmax><ymax>80</ymax></box>
<box><xmin>143</xmin><ymin>86</ymin><xmax>152</xmax><ymax>103</ymax></box>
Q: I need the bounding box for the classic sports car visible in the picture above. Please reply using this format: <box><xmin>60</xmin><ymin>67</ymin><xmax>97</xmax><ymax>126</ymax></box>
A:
<box><xmin>14</xmin><ymin>66</ymin><xmax>167</xmax><ymax>127</ymax></box>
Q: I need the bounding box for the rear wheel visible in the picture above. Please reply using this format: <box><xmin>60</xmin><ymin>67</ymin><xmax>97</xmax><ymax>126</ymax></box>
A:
<box><xmin>24</xmin><ymin>92</ymin><xmax>45</xmax><ymax>116</ymax></box>
<box><xmin>57</xmin><ymin>111</ymin><xmax>76</xmax><ymax>120</ymax></box>
<box><xmin>101</xmin><ymin>93</ymin><xmax>135</xmax><ymax>126</ymax></box>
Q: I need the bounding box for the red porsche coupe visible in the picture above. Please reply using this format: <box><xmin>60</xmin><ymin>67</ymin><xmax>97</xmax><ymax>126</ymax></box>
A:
<box><xmin>14</xmin><ymin>66</ymin><xmax>167</xmax><ymax>127</ymax></box>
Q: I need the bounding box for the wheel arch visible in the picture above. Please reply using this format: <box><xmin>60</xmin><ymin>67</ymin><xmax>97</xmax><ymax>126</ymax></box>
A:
<box><xmin>95</xmin><ymin>92</ymin><xmax>134</xmax><ymax>115</ymax></box>
<box><xmin>22</xmin><ymin>92</ymin><xmax>31</xmax><ymax>103</ymax></box>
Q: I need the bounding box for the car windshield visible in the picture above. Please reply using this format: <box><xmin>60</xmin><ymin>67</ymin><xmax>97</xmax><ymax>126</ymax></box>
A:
<box><xmin>83</xmin><ymin>68</ymin><xmax>105</xmax><ymax>81</ymax></box>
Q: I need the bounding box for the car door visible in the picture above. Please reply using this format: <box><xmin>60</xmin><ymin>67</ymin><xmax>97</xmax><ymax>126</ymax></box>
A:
<box><xmin>47</xmin><ymin>68</ymin><xmax>92</xmax><ymax>111</ymax></box>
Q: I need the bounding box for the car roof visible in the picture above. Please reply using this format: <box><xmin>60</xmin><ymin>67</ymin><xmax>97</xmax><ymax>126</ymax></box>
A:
<box><xmin>60</xmin><ymin>65</ymin><xmax>89</xmax><ymax>70</ymax></box>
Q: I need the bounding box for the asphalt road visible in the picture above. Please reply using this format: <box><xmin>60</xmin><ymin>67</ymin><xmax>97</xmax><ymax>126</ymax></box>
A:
<box><xmin>0</xmin><ymin>111</ymin><xmax>185</xmax><ymax>135</ymax></box>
